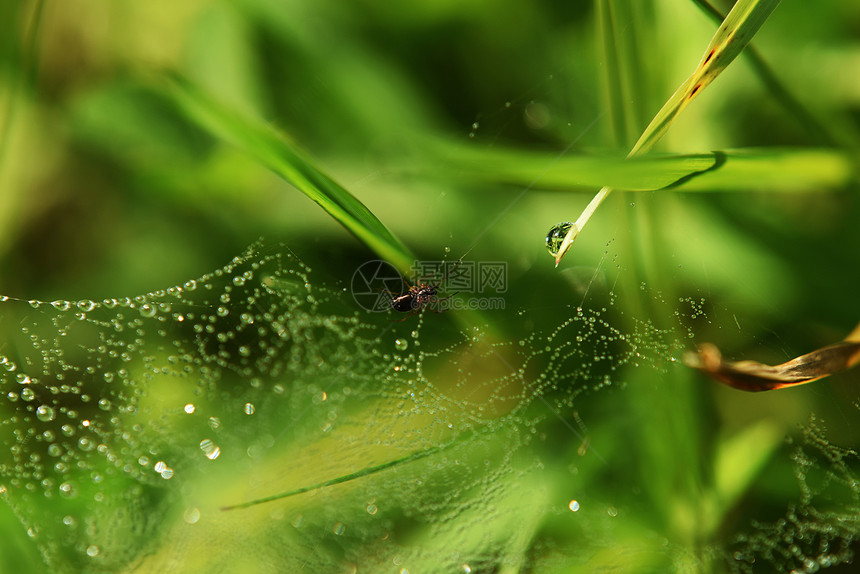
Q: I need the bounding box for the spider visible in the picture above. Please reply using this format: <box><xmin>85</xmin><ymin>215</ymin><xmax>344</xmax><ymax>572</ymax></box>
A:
<box><xmin>389</xmin><ymin>259</ymin><xmax>461</xmax><ymax>318</ymax></box>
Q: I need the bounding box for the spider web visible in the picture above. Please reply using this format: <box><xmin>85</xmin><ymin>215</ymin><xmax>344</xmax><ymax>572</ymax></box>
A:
<box><xmin>1</xmin><ymin>239</ymin><xmax>856</xmax><ymax>573</ymax></box>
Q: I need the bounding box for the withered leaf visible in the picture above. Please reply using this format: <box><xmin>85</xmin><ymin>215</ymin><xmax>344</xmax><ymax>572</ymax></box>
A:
<box><xmin>684</xmin><ymin>323</ymin><xmax>860</xmax><ymax>391</ymax></box>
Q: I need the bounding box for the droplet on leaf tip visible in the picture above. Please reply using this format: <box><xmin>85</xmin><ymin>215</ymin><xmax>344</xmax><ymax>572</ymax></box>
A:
<box><xmin>546</xmin><ymin>222</ymin><xmax>573</xmax><ymax>256</ymax></box>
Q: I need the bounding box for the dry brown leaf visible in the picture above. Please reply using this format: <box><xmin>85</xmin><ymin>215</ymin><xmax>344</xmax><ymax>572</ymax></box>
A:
<box><xmin>684</xmin><ymin>323</ymin><xmax>860</xmax><ymax>391</ymax></box>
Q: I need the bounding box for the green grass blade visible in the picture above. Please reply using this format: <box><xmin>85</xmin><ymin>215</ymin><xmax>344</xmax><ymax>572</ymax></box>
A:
<box><xmin>598</xmin><ymin>0</ymin><xmax>653</xmax><ymax>148</ymax></box>
<box><xmin>666</xmin><ymin>148</ymin><xmax>855</xmax><ymax>192</ymax></box>
<box><xmin>629</xmin><ymin>0</ymin><xmax>782</xmax><ymax>157</ymax></box>
<box><xmin>443</xmin><ymin>147</ymin><xmax>853</xmax><ymax>194</ymax></box>
<box><xmin>162</xmin><ymin>76</ymin><xmax>415</xmax><ymax>274</ymax></box>
<box><xmin>705</xmin><ymin>422</ymin><xmax>783</xmax><ymax>535</ymax></box>
<box><xmin>437</xmin><ymin>144</ymin><xmax>720</xmax><ymax>191</ymax></box>
<box><xmin>222</xmin><ymin>441</ymin><xmax>449</xmax><ymax>511</ymax></box>
<box><xmin>553</xmin><ymin>0</ymin><xmax>782</xmax><ymax>266</ymax></box>
<box><xmin>597</xmin><ymin>0</ymin><xmax>629</xmax><ymax>148</ymax></box>
<box><xmin>690</xmin><ymin>0</ymin><xmax>840</xmax><ymax>146</ymax></box>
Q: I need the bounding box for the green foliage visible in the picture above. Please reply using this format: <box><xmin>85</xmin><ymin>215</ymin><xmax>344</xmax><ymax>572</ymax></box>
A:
<box><xmin>1</xmin><ymin>1</ymin><xmax>859</xmax><ymax>573</ymax></box>
<box><xmin>165</xmin><ymin>76</ymin><xmax>416</xmax><ymax>274</ymax></box>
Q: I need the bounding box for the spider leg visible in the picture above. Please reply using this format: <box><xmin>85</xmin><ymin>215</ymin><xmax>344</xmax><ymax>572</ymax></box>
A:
<box><xmin>436</xmin><ymin>291</ymin><xmax>459</xmax><ymax>302</ymax></box>
<box><xmin>428</xmin><ymin>292</ymin><xmax>460</xmax><ymax>313</ymax></box>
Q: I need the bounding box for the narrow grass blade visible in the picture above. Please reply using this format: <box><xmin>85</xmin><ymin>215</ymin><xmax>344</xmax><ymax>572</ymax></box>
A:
<box><xmin>664</xmin><ymin>148</ymin><xmax>855</xmax><ymax>192</ymax></box>
<box><xmin>440</xmin><ymin>144</ymin><xmax>720</xmax><ymax>191</ymax></box>
<box><xmin>553</xmin><ymin>0</ymin><xmax>782</xmax><ymax>266</ymax></box>
<box><xmin>703</xmin><ymin>421</ymin><xmax>782</xmax><ymax>535</ymax></box>
<box><xmin>163</xmin><ymin>76</ymin><xmax>415</xmax><ymax>274</ymax></box>
<box><xmin>630</xmin><ymin>0</ymin><xmax>782</xmax><ymax>157</ymax></box>
<box><xmin>597</xmin><ymin>0</ymin><xmax>630</xmax><ymax>147</ymax></box>
<box><xmin>221</xmin><ymin>442</ymin><xmax>446</xmax><ymax>511</ymax></box>
<box><xmin>436</xmin><ymin>146</ymin><xmax>853</xmax><ymax>194</ymax></box>
<box><xmin>221</xmin><ymin>428</ymin><xmax>481</xmax><ymax>511</ymax></box>
<box><xmin>690</xmin><ymin>0</ymin><xmax>840</xmax><ymax>146</ymax></box>
<box><xmin>598</xmin><ymin>0</ymin><xmax>653</xmax><ymax>148</ymax></box>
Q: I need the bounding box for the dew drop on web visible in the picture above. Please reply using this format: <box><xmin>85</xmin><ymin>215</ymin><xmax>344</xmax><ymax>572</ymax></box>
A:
<box><xmin>0</xmin><ymin>239</ymin><xmax>855</xmax><ymax>574</ymax></box>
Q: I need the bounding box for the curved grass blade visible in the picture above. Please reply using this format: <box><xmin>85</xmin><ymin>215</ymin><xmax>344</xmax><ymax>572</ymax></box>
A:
<box><xmin>438</xmin><ymin>145</ymin><xmax>853</xmax><ymax>193</ymax></box>
<box><xmin>663</xmin><ymin>148</ymin><xmax>854</xmax><ymax>192</ymax></box>
<box><xmin>220</xmin><ymin>431</ymin><xmax>476</xmax><ymax>511</ymax></box>
<box><xmin>162</xmin><ymin>76</ymin><xmax>415</xmax><ymax>275</ymax></box>
<box><xmin>440</xmin><ymin>144</ymin><xmax>720</xmax><ymax>191</ymax></box>
<box><xmin>553</xmin><ymin>0</ymin><xmax>782</xmax><ymax>266</ymax></box>
<box><xmin>221</xmin><ymin>443</ymin><xmax>445</xmax><ymax>511</ymax></box>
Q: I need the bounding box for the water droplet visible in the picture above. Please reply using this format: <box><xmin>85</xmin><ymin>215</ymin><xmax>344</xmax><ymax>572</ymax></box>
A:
<box><xmin>568</xmin><ymin>500</ymin><xmax>580</xmax><ymax>512</ymax></box>
<box><xmin>139</xmin><ymin>304</ymin><xmax>156</xmax><ymax>318</ymax></box>
<box><xmin>86</xmin><ymin>545</ymin><xmax>100</xmax><ymax>557</ymax></box>
<box><xmin>332</xmin><ymin>522</ymin><xmax>345</xmax><ymax>535</ymax></box>
<box><xmin>546</xmin><ymin>222</ymin><xmax>573</xmax><ymax>256</ymax></box>
<box><xmin>184</xmin><ymin>507</ymin><xmax>201</xmax><ymax>524</ymax></box>
<box><xmin>51</xmin><ymin>300</ymin><xmax>71</xmax><ymax>311</ymax></box>
<box><xmin>199</xmin><ymin>439</ymin><xmax>221</xmax><ymax>460</ymax></box>
<box><xmin>394</xmin><ymin>339</ymin><xmax>408</xmax><ymax>351</ymax></box>
<box><xmin>184</xmin><ymin>404</ymin><xmax>195</xmax><ymax>414</ymax></box>
<box><xmin>366</xmin><ymin>503</ymin><xmax>378</xmax><ymax>515</ymax></box>
<box><xmin>77</xmin><ymin>300</ymin><xmax>96</xmax><ymax>312</ymax></box>
<box><xmin>524</xmin><ymin>101</ymin><xmax>551</xmax><ymax>129</ymax></box>
<box><xmin>35</xmin><ymin>405</ymin><xmax>56</xmax><ymax>422</ymax></box>
<box><xmin>21</xmin><ymin>388</ymin><xmax>35</xmax><ymax>401</ymax></box>
<box><xmin>244</xmin><ymin>403</ymin><xmax>255</xmax><ymax>415</ymax></box>
<box><xmin>58</xmin><ymin>482</ymin><xmax>76</xmax><ymax>498</ymax></box>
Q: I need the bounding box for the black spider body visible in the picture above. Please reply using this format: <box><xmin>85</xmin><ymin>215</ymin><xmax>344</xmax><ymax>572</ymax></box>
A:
<box><xmin>390</xmin><ymin>284</ymin><xmax>438</xmax><ymax>312</ymax></box>
<box><xmin>389</xmin><ymin>259</ymin><xmax>462</xmax><ymax>318</ymax></box>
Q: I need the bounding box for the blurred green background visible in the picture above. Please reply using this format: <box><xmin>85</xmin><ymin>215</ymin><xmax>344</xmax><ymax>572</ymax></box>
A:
<box><xmin>1</xmin><ymin>0</ymin><xmax>860</xmax><ymax>572</ymax></box>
